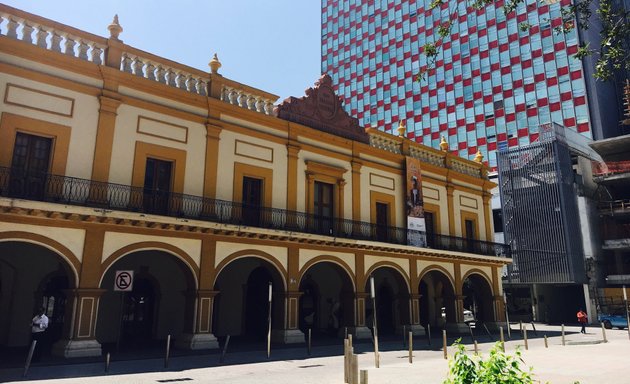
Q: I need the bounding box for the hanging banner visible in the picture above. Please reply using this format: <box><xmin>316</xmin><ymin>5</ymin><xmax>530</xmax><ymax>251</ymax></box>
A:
<box><xmin>406</xmin><ymin>157</ymin><xmax>427</xmax><ymax>247</ymax></box>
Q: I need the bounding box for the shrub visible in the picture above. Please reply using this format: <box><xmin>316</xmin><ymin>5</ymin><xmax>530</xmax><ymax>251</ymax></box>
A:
<box><xmin>443</xmin><ymin>340</ymin><xmax>535</xmax><ymax>384</ymax></box>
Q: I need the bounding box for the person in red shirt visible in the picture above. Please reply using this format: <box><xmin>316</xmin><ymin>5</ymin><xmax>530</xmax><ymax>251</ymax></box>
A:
<box><xmin>577</xmin><ymin>309</ymin><xmax>588</xmax><ymax>334</ymax></box>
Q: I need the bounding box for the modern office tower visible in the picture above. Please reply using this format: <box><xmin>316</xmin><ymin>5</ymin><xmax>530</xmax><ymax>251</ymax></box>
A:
<box><xmin>321</xmin><ymin>0</ymin><xmax>625</xmax><ymax>170</ymax></box>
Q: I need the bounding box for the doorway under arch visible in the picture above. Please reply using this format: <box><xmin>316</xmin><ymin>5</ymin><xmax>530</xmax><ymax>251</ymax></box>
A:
<box><xmin>0</xmin><ymin>241</ymin><xmax>75</xmax><ymax>356</ymax></box>
<box><xmin>462</xmin><ymin>273</ymin><xmax>494</xmax><ymax>323</ymax></box>
<box><xmin>366</xmin><ymin>267</ymin><xmax>410</xmax><ymax>337</ymax></box>
<box><xmin>419</xmin><ymin>269</ymin><xmax>456</xmax><ymax>329</ymax></box>
<box><xmin>96</xmin><ymin>250</ymin><xmax>196</xmax><ymax>349</ymax></box>
<box><xmin>298</xmin><ymin>261</ymin><xmax>354</xmax><ymax>337</ymax></box>
<box><xmin>213</xmin><ymin>257</ymin><xmax>285</xmax><ymax>342</ymax></box>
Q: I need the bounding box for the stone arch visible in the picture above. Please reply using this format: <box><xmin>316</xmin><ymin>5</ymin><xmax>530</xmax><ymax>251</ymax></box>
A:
<box><xmin>100</xmin><ymin>241</ymin><xmax>199</xmax><ymax>288</ymax></box>
<box><xmin>0</xmin><ymin>231</ymin><xmax>80</xmax><ymax>285</ymax></box>
<box><xmin>213</xmin><ymin>249</ymin><xmax>287</xmax><ymax>290</ymax></box>
<box><xmin>418</xmin><ymin>266</ymin><xmax>457</xmax><ymax>329</ymax></box>
<box><xmin>366</xmin><ymin>262</ymin><xmax>411</xmax><ymax>292</ymax></box>
<box><xmin>298</xmin><ymin>256</ymin><xmax>356</xmax><ymax>292</ymax></box>
<box><xmin>462</xmin><ymin>269</ymin><xmax>494</xmax><ymax>295</ymax></box>
<box><xmin>418</xmin><ymin>265</ymin><xmax>456</xmax><ymax>289</ymax></box>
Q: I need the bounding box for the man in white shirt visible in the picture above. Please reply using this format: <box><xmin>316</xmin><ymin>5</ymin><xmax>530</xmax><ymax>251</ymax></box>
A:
<box><xmin>31</xmin><ymin>307</ymin><xmax>48</xmax><ymax>361</ymax></box>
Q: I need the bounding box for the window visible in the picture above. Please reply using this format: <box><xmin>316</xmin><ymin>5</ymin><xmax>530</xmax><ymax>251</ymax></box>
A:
<box><xmin>143</xmin><ymin>158</ymin><xmax>173</xmax><ymax>214</ymax></box>
<box><xmin>314</xmin><ymin>181</ymin><xmax>334</xmax><ymax>234</ymax></box>
<box><xmin>242</xmin><ymin>176</ymin><xmax>263</xmax><ymax>227</ymax></box>
<box><xmin>10</xmin><ymin>132</ymin><xmax>52</xmax><ymax>199</ymax></box>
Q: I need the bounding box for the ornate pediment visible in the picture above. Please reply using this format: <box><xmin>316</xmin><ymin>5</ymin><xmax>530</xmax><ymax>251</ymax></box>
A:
<box><xmin>275</xmin><ymin>74</ymin><xmax>368</xmax><ymax>143</ymax></box>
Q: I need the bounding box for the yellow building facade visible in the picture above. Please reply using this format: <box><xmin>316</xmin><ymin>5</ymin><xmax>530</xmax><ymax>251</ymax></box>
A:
<box><xmin>0</xmin><ymin>5</ymin><xmax>510</xmax><ymax>358</ymax></box>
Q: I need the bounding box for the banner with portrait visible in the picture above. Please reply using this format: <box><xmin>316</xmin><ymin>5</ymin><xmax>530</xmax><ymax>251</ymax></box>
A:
<box><xmin>406</xmin><ymin>157</ymin><xmax>427</xmax><ymax>247</ymax></box>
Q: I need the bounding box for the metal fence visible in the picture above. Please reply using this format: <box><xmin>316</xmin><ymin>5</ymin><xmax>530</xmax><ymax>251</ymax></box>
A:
<box><xmin>0</xmin><ymin>166</ymin><xmax>509</xmax><ymax>257</ymax></box>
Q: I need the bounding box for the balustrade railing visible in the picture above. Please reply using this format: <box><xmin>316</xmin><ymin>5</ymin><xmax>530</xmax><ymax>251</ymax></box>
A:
<box><xmin>0</xmin><ymin>9</ymin><xmax>107</xmax><ymax>65</ymax></box>
<box><xmin>0</xmin><ymin>167</ymin><xmax>509</xmax><ymax>258</ymax></box>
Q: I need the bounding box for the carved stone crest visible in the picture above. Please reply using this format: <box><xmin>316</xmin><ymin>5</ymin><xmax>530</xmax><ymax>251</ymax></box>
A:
<box><xmin>275</xmin><ymin>74</ymin><xmax>368</xmax><ymax>143</ymax></box>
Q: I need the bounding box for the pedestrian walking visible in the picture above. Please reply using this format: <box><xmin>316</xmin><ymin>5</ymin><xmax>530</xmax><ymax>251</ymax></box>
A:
<box><xmin>577</xmin><ymin>309</ymin><xmax>588</xmax><ymax>334</ymax></box>
<box><xmin>31</xmin><ymin>307</ymin><xmax>49</xmax><ymax>361</ymax></box>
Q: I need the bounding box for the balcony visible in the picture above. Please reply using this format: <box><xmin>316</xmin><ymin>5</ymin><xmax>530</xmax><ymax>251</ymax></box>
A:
<box><xmin>0</xmin><ymin>167</ymin><xmax>510</xmax><ymax>258</ymax></box>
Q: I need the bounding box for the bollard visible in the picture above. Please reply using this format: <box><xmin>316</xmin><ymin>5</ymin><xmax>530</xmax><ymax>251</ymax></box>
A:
<box><xmin>601</xmin><ymin>322</ymin><xmax>607</xmax><ymax>343</ymax></box>
<box><xmin>408</xmin><ymin>331</ymin><xmax>413</xmax><ymax>364</ymax></box>
<box><xmin>307</xmin><ymin>328</ymin><xmax>312</xmax><ymax>356</ymax></box>
<box><xmin>544</xmin><ymin>334</ymin><xmax>548</xmax><ymax>348</ymax></box>
<box><xmin>351</xmin><ymin>353</ymin><xmax>359</xmax><ymax>384</ymax></box>
<box><xmin>349</xmin><ymin>333</ymin><xmax>353</xmax><ymax>348</ymax></box>
<box><xmin>523</xmin><ymin>328</ymin><xmax>528</xmax><ymax>350</ymax></box>
<box><xmin>360</xmin><ymin>369</ymin><xmax>368</xmax><ymax>384</ymax></box>
<box><xmin>105</xmin><ymin>352</ymin><xmax>110</xmax><ymax>373</ymax></box>
<box><xmin>474</xmin><ymin>340</ymin><xmax>478</xmax><ymax>354</ymax></box>
<box><xmin>23</xmin><ymin>340</ymin><xmax>37</xmax><ymax>378</ymax></box>
<box><xmin>427</xmin><ymin>323</ymin><xmax>432</xmax><ymax>346</ymax></box>
<box><xmin>499</xmin><ymin>326</ymin><xmax>505</xmax><ymax>352</ymax></box>
<box><xmin>220</xmin><ymin>335</ymin><xmax>231</xmax><ymax>363</ymax></box>
<box><xmin>344</xmin><ymin>339</ymin><xmax>349</xmax><ymax>383</ymax></box>
<box><xmin>164</xmin><ymin>334</ymin><xmax>171</xmax><ymax>368</ymax></box>
<box><xmin>561</xmin><ymin>324</ymin><xmax>566</xmax><ymax>346</ymax></box>
<box><xmin>443</xmin><ymin>330</ymin><xmax>448</xmax><ymax>360</ymax></box>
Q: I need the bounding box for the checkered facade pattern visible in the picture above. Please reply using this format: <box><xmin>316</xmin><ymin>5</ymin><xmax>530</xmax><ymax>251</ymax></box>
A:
<box><xmin>322</xmin><ymin>0</ymin><xmax>592</xmax><ymax>168</ymax></box>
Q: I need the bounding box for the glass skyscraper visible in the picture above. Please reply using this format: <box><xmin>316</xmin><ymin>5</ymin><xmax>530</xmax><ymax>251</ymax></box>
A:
<box><xmin>321</xmin><ymin>0</ymin><xmax>600</xmax><ymax>169</ymax></box>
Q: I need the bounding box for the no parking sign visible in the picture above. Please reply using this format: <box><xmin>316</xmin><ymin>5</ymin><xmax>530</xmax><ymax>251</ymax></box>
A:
<box><xmin>114</xmin><ymin>270</ymin><xmax>134</xmax><ymax>292</ymax></box>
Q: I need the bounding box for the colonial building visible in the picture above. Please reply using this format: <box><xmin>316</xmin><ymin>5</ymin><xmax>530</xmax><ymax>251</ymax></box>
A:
<box><xmin>0</xmin><ymin>5</ymin><xmax>509</xmax><ymax>359</ymax></box>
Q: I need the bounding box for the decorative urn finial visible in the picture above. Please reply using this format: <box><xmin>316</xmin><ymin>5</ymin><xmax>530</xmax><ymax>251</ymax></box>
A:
<box><xmin>108</xmin><ymin>15</ymin><xmax>123</xmax><ymax>40</ymax></box>
<box><xmin>209</xmin><ymin>53</ymin><xmax>222</xmax><ymax>75</ymax></box>
<box><xmin>439</xmin><ymin>136</ymin><xmax>449</xmax><ymax>151</ymax></box>
<box><xmin>397</xmin><ymin>120</ymin><xmax>407</xmax><ymax>137</ymax></box>
<box><xmin>474</xmin><ymin>150</ymin><xmax>484</xmax><ymax>163</ymax></box>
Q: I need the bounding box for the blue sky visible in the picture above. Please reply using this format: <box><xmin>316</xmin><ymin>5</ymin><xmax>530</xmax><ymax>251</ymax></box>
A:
<box><xmin>5</xmin><ymin>0</ymin><xmax>322</xmax><ymax>102</ymax></box>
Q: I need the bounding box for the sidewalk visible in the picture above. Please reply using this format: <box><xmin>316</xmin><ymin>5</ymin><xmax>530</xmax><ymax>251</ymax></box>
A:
<box><xmin>2</xmin><ymin>324</ymin><xmax>629</xmax><ymax>384</ymax></box>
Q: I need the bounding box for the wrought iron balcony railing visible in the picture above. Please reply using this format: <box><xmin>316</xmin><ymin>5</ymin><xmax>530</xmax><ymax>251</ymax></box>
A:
<box><xmin>0</xmin><ymin>166</ymin><xmax>510</xmax><ymax>258</ymax></box>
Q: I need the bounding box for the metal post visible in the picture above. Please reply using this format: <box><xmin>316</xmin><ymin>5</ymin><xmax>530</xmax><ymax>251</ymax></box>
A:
<box><xmin>474</xmin><ymin>340</ymin><xmax>478</xmax><ymax>354</ymax></box>
<box><xmin>220</xmin><ymin>335</ymin><xmax>231</xmax><ymax>363</ymax></box>
<box><xmin>523</xmin><ymin>328</ymin><xmax>528</xmax><ymax>350</ymax></box>
<box><xmin>544</xmin><ymin>335</ymin><xmax>548</xmax><ymax>348</ymax></box>
<box><xmin>116</xmin><ymin>291</ymin><xmax>125</xmax><ymax>351</ymax></box>
<box><xmin>23</xmin><ymin>340</ymin><xmax>37</xmax><ymax>377</ymax></box>
<box><xmin>427</xmin><ymin>323</ymin><xmax>432</xmax><ymax>346</ymax></box>
<box><xmin>267</xmin><ymin>282</ymin><xmax>272</xmax><ymax>359</ymax></box>
<box><xmin>345</xmin><ymin>327</ymin><xmax>348</xmax><ymax>339</ymax></box>
<box><xmin>483</xmin><ymin>323</ymin><xmax>495</xmax><ymax>341</ymax></box>
<box><xmin>351</xmin><ymin>353</ymin><xmax>359</xmax><ymax>384</ymax></box>
<box><xmin>349</xmin><ymin>333</ymin><xmax>353</xmax><ymax>348</ymax></box>
<box><xmin>561</xmin><ymin>324</ymin><xmax>566</xmax><ymax>346</ymax></box>
<box><xmin>503</xmin><ymin>292</ymin><xmax>511</xmax><ymax>339</ymax></box>
<box><xmin>601</xmin><ymin>322</ymin><xmax>607</xmax><ymax>343</ymax></box>
<box><xmin>468</xmin><ymin>323</ymin><xmax>475</xmax><ymax>343</ymax></box>
<box><xmin>403</xmin><ymin>325</ymin><xmax>406</xmax><ymax>348</ymax></box>
<box><xmin>105</xmin><ymin>352</ymin><xmax>110</xmax><ymax>373</ymax></box>
<box><xmin>360</xmin><ymin>369</ymin><xmax>368</xmax><ymax>384</ymax></box>
<box><xmin>164</xmin><ymin>334</ymin><xmax>171</xmax><ymax>368</ymax></box>
<box><xmin>307</xmin><ymin>328</ymin><xmax>312</xmax><ymax>356</ymax></box>
<box><xmin>370</xmin><ymin>276</ymin><xmax>379</xmax><ymax>368</ymax></box>
<box><xmin>623</xmin><ymin>285</ymin><xmax>630</xmax><ymax>341</ymax></box>
<box><xmin>519</xmin><ymin>320</ymin><xmax>523</xmax><ymax>336</ymax></box>
<box><xmin>408</xmin><ymin>331</ymin><xmax>413</xmax><ymax>364</ymax></box>
<box><xmin>346</xmin><ymin>339</ymin><xmax>350</xmax><ymax>382</ymax></box>
<box><xmin>530</xmin><ymin>322</ymin><xmax>538</xmax><ymax>336</ymax></box>
<box><xmin>499</xmin><ymin>326</ymin><xmax>505</xmax><ymax>352</ymax></box>
<box><xmin>442</xmin><ymin>330</ymin><xmax>447</xmax><ymax>360</ymax></box>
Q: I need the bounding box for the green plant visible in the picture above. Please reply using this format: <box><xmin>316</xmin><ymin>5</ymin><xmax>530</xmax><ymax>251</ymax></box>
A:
<box><xmin>443</xmin><ymin>340</ymin><xmax>535</xmax><ymax>384</ymax></box>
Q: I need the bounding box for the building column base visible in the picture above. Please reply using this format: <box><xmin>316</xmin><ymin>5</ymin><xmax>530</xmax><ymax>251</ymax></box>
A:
<box><xmin>352</xmin><ymin>326</ymin><xmax>374</xmax><ymax>340</ymax></box>
<box><xmin>271</xmin><ymin>329</ymin><xmax>305</xmax><ymax>344</ymax></box>
<box><xmin>405</xmin><ymin>324</ymin><xmax>426</xmax><ymax>336</ymax></box>
<box><xmin>175</xmin><ymin>333</ymin><xmax>219</xmax><ymax>350</ymax></box>
<box><xmin>52</xmin><ymin>338</ymin><xmax>102</xmax><ymax>358</ymax></box>
<box><xmin>446</xmin><ymin>322</ymin><xmax>474</xmax><ymax>335</ymax></box>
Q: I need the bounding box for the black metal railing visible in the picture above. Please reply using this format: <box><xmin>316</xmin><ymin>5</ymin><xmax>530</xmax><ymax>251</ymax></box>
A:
<box><xmin>0</xmin><ymin>166</ymin><xmax>510</xmax><ymax>258</ymax></box>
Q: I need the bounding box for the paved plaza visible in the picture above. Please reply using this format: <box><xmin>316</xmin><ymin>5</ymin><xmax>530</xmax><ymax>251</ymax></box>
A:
<box><xmin>2</xmin><ymin>324</ymin><xmax>629</xmax><ymax>384</ymax></box>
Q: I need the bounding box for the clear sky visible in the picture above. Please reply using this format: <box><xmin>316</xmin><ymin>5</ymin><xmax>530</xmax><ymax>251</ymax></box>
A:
<box><xmin>4</xmin><ymin>0</ymin><xmax>322</xmax><ymax>102</ymax></box>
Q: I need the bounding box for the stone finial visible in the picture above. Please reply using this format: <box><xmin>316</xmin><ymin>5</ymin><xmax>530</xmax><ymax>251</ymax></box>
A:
<box><xmin>397</xmin><ymin>120</ymin><xmax>407</xmax><ymax>137</ymax></box>
<box><xmin>474</xmin><ymin>150</ymin><xmax>484</xmax><ymax>163</ymax></box>
<box><xmin>439</xmin><ymin>136</ymin><xmax>449</xmax><ymax>151</ymax></box>
<box><xmin>209</xmin><ymin>53</ymin><xmax>222</xmax><ymax>75</ymax></box>
<box><xmin>108</xmin><ymin>15</ymin><xmax>123</xmax><ymax>40</ymax></box>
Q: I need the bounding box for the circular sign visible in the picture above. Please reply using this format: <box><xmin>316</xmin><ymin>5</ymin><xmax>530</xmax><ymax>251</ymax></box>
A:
<box><xmin>115</xmin><ymin>271</ymin><xmax>133</xmax><ymax>291</ymax></box>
